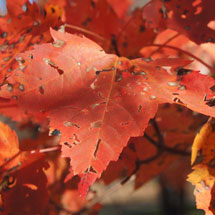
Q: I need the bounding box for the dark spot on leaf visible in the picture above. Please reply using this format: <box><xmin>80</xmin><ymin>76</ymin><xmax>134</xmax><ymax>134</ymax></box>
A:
<box><xmin>205</xmin><ymin>98</ymin><xmax>215</xmax><ymax>107</ymax></box>
<box><xmin>16</xmin><ymin>57</ymin><xmax>25</xmax><ymax>64</ymax></box>
<box><xmin>43</xmin><ymin>10</ymin><xmax>47</xmax><ymax>17</ymax></box>
<box><xmin>1</xmin><ymin>32</ymin><xmax>7</xmax><ymax>38</ymax></box>
<box><xmin>176</xmin><ymin>68</ymin><xmax>192</xmax><ymax>76</ymax></box>
<box><xmin>64</xmin><ymin>142</ymin><xmax>72</xmax><ymax>148</ymax></box>
<box><xmin>89</xmin><ymin>166</ymin><xmax>97</xmax><ymax>173</ymax></box>
<box><xmin>122</xmin><ymin>41</ymin><xmax>128</xmax><ymax>48</ymax></box>
<box><xmin>84</xmin><ymin>166</ymin><xmax>97</xmax><ymax>173</ymax></box>
<box><xmin>29</xmin><ymin>54</ymin><xmax>33</xmax><ymax>60</ymax></box>
<box><xmin>183</xmin><ymin>9</ymin><xmax>189</xmax><ymax>15</ymax></box>
<box><xmin>184</xmin><ymin>25</ymin><xmax>191</xmax><ymax>30</ymax></box>
<box><xmin>208</xmin><ymin>118</ymin><xmax>215</xmax><ymax>131</ymax></box>
<box><xmin>95</xmin><ymin>70</ymin><xmax>100</xmax><ymax>76</ymax></box>
<box><xmin>43</xmin><ymin>58</ymin><xmax>64</xmax><ymax>75</ymax></box>
<box><xmin>137</xmin><ymin>105</ymin><xmax>143</xmax><ymax>113</ymax></box>
<box><xmin>26</xmin><ymin>28</ymin><xmax>32</xmax><ymax>33</ymax></box>
<box><xmin>212</xmin><ymin>200</ymin><xmax>215</xmax><ymax>209</ymax></box>
<box><xmin>208</xmin><ymin>158</ymin><xmax>215</xmax><ymax>168</ymax></box>
<box><xmin>192</xmin><ymin>149</ymin><xmax>203</xmax><ymax>166</ymax></box>
<box><xmin>115</xmin><ymin>73</ymin><xmax>122</xmax><ymax>82</ymax></box>
<box><xmin>128</xmin><ymin>142</ymin><xmax>136</xmax><ymax>152</ymax></box>
<box><xmin>56</xmin><ymin>68</ymin><xmax>64</xmax><ymax>75</ymax></box>
<box><xmin>120</xmin><ymin>122</ymin><xmax>129</xmax><ymax>126</ymax></box>
<box><xmin>173</xmin><ymin>97</ymin><xmax>183</xmax><ymax>104</ymax></box>
<box><xmin>139</xmin><ymin>25</ymin><xmax>145</xmax><ymax>32</ymax></box>
<box><xmin>82</xmin><ymin>17</ymin><xmax>92</xmax><ymax>26</ymax></box>
<box><xmin>210</xmin><ymin>85</ymin><xmax>215</xmax><ymax>92</ymax></box>
<box><xmin>98</xmin><ymin>92</ymin><xmax>105</xmax><ymax>99</ymax></box>
<box><xmin>91</xmin><ymin>0</ymin><xmax>96</xmax><ymax>8</ymax></box>
<box><xmin>39</xmin><ymin>86</ymin><xmax>45</xmax><ymax>95</ymax></box>
<box><xmin>177</xmin><ymin>106</ymin><xmax>183</xmax><ymax>112</ymax></box>
<box><xmin>51</xmin><ymin>7</ymin><xmax>55</xmax><ymax>13</ymax></box>
<box><xmin>111</xmin><ymin>34</ymin><xmax>120</xmax><ymax>56</ymax></box>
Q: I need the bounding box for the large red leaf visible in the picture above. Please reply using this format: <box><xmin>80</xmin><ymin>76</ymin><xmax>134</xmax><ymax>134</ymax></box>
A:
<box><xmin>1</xmin><ymin>29</ymin><xmax>215</xmax><ymax>196</ymax></box>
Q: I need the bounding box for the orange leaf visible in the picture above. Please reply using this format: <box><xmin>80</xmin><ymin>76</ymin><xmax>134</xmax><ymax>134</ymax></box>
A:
<box><xmin>0</xmin><ymin>122</ymin><xmax>20</xmax><ymax>170</ymax></box>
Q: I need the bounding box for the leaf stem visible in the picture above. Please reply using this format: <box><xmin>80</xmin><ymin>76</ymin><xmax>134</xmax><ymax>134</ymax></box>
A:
<box><xmin>0</xmin><ymin>151</ymin><xmax>22</xmax><ymax>171</ymax></box>
<box><xmin>65</xmin><ymin>24</ymin><xmax>107</xmax><ymax>42</ymax></box>
<box><xmin>30</xmin><ymin>146</ymin><xmax>60</xmax><ymax>154</ymax></box>
<box><xmin>150</xmin><ymin>32</ymin><xmax>180</xmax><ymax>56</ymax></box>
<box><xmin>144</xmin><ymin>43</ymin><xmax>215</xmax><ymax>74</ymax></box>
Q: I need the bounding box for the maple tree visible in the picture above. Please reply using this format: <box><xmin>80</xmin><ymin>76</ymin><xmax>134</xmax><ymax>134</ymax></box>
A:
<box><xmin>0</xmin><ymin>0</ymin><xmax>215</xmax><ymax>214</ymax></box>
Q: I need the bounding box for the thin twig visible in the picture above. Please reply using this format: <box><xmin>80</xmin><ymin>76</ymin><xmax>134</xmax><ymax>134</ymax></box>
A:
<box><xmin>150</xmin><ymin>32</ymin><xmax>180</xmax><ymax>56</ymax></box>
<box><xmin>121</xmin><ymin>152</ymin><xmax>162</xmax><ymax>185</ymax></box>
<box><xmin>143</xmin><ymin>133</ymin><xmax>158</xmax><ymax>146</ymax></box>
<box><xmin>0</xmin><ymin>146</ymin><xmax>60</xmax><ymax>172</ymax></box>
<box><xmin>30</xmin><ymin>146</ymin><xmax>60</xmax><ymax>154</ymax></box>
<box><xmin>65</xmin><ymin>24</ymin><xmax>107</xmax><ymax>42</ymax></box>
<box><xmin>0</xmin><ymin>151</ymin><xmax>22</xmax><ymax>171</ymax></box>
<box><xmin>150</xmin><ymin>118</ymin><xmax>165</xmax><ymax>146</ymax></box>
<box><xmin>143</xmin><ymin>43</ymin><xmax>215</xmax><ymax>74</ymax></box>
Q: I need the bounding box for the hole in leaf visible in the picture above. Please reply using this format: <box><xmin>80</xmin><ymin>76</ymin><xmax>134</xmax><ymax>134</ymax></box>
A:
<box><xmin>19</xmin><ymin>84</ymin><xmax>24</xmax><ymax>91</ymax></box>
<box><xmin>137</xmin><ymin>105</ymin><xmax>143</xmax><ymax>113</ymax></box>
<box><xmin>93</xmin><ymin>139</ymin><xmax>101</xmax><ymax>159</ymax></box>
<box><xmin>23</xmin><ymin>184</ymin><xmax>38</xmax><ymax>190</ymax></box>
<box><xmin>64</xmin><ymin>121</ymin><xmax>80</xmax><ymax>128</ymax></box>
<box><xmin>7</xmin><ymin>84</ymin><xmax>13</xmax><ymax>92</ymax></box>
<box><xmin>90</xmin><ymin>121</ymin><xmax>102</xmax><ymax>128</ymax></box>
<box><xmin>84</xmin><ymin>166</ymin><xmax>97</xmax><ymax>174</ymax></box>
<box><xmin>64</xmin><ymin>142</ymin><xmax>72</xmax><ymax>148</ymax></box>
<box><xmin>50</xmin><ymin>129</ymin><xmax>61</xmax><ymax>136</ymax></box>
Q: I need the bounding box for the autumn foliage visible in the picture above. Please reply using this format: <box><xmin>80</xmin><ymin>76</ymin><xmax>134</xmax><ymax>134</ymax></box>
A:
<box><xmin>0</xmin><ymin>0</ymin><xmax>215</xmax><ymax>214</ymax></box>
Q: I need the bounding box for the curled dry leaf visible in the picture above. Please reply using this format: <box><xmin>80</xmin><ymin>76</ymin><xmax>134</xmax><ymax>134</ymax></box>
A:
<box><xmin>0</xmin><ymin>122</ymin><xmax>20</xmax><ymax>171</ymax></box>
<box><xmin>188</xmin><ymin>118</ymin><xmax>215</xmax><ymax>215</ymax></box>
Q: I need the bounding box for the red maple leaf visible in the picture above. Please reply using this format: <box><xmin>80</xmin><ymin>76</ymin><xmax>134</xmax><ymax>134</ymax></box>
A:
<box><xmin>1</xmin><ymin>29</ymin><xmax>215</xmax><ymax>197</ymax></box>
